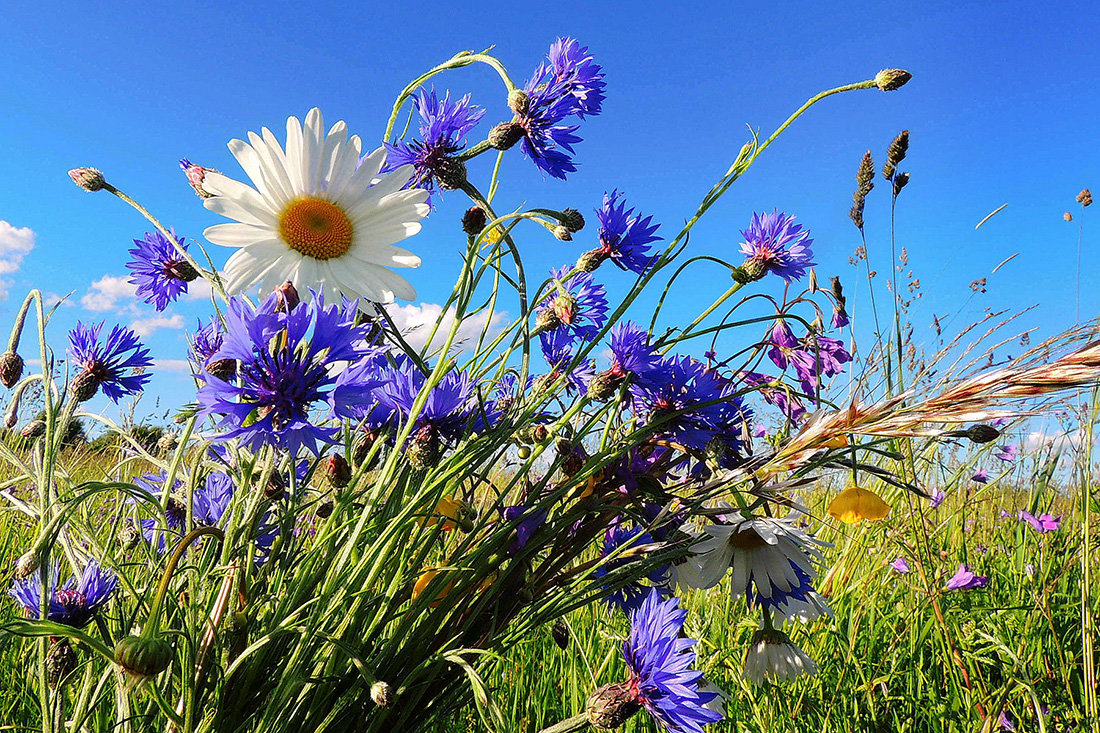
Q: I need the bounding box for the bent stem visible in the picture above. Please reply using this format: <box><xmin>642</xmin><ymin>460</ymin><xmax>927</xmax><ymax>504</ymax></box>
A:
<box><xmin>144</xmin><ymin>527</ymin><xmax>225</xmax><ymax>639</ymax></box>
<box><xmin>537</xmin><ymin>713</ymin><xmax>590</xmax><ymax>733</ymax></box>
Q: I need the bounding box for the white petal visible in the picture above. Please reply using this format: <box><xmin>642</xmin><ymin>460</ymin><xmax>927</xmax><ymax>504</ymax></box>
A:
<box><xmin>226</xmin><ymin>139</ymin><xmax>270</xmax><ymax>196</ymax></box>
<box><xmin>223</xmin><ymin>242</ymin><xmax>287</xmax><ymax>293</ymax></box>
<box><xmin>302</xmin><ymin>108</ymin><xmax>325</xmax><ymax>194</ymax></box>
<box><xmin>347</xmin><ymin>242</ymin><xmax>421</xmax><ymax>269</ymax></box>
<box><xmin>284</xmin><ymin>115</ymin><xmax>305</xmax><ymax>192</ymax></box>
<box><xmin>203</xmin><ymin>223</ymin><xmax>274</xmax><ymax>249</ymax></box>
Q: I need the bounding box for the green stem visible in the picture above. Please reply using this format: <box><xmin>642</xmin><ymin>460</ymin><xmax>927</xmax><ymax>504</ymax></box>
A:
<box><xmin>144</xmin><ymin>527</ymin><xmax>224</xmax><ymax>638</ymax></box>
<box><xmin>537</xmin><ymin>713</ymin><xmax>590</xmax><ymax>733</ymax></box>
<box><xmin>457</xmin><ymin>139</ymin><xmax>493</xmax><ymax>161</ymax></box>
<box><xmin>662</xmin><ymin>281</ymin><xmax>744</xmax><ymax>351</ymax></box>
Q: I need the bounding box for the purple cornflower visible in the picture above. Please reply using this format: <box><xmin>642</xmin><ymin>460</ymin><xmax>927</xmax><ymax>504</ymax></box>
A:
<box><xmin>196</xmin><ymin>291</ymin><xmax>382</xmax><ymax>456</ymax></box>
<box><xmin>539</xmin><ymin>328</ymin><xmax>596</xmax><ymax>393</ymax></box>
<box><xmin>501</xmin><ymin>505</ymin><xmax>547</xmax><ymax>556</ymax></box>
<box><xmin>1018</xmin><ymin>510</ymin><xmax>1061</xmax><ymax>533</ymax></box>
<box><xmin>945</xmin><ymin>564</ymin><xmax>989</xmax><ymax>591</ymax></box>
<box><xmin>588</xmin><ymin>190</ymin><xmax>662</xmax><ymax>274</ymax></box>
<box><xmin>9</xmin><ymin>559</ymin><xmax>118</xmax><ymax>628</ymax></box>
<box><xmin>536</xmin><ymin>265</ymin><xmax>608</xmax><ymax>342</ymax></box>
<box><xmin>635</xmin><ymin>357</ymin><xmax>727</xmax><ymax>451</ymax></box>
<box><xmin>126</xmin><ymin>229</ymin><xmax>197</xmax><ymax>311</ymax></box>
<box><xmin>620</xmin><ymin>589</ymin><xmax>723</xmax><ymax>732</ymax></box>
<box><xmin>384</xmin><ymin>88</ymin><xmax>485</xmax><ymax>198</ymax></box>
<box><xmin>891</xmin><ymin>557</ymin><xmax>911</xmax><ymax>574</ymax></box>
<box><xmin>604</xmin><ymin>321</ymin><xmax>667</xmax><ymax>391</ymax></box>
<box><xmin>995</xmin><ymin>444</ymin><xmax>1019</xmax><ymax>462</ymax></box>
<box><xmin>930</xmin><ymin>488</ymin><xmax>946</xmax><ymax>509</ymax></box>
<box><xmin>513</xmin><ymin>38</ymin><xmax>604</xmax><ymax>179</ymax></box>
<box><xmin>595</xmin><ymin>525</ymin><xmax>672</xmax><ymax>615</ymax></box>
<box><xmin>67</xmin><ymin>322</ymin><xmax>153</xmax><ymax>403</ymax></box>
<box><xmin>972</xmin><ymin>469</ymin><xmax>990</xmax><ymax>484</ymax></box>
<box><xmin>742</xmin><ymin>372</ymin><xmax>808</xmax><ymax>423</ymax></box>
<box><xmin>738</xmin><ymin>210</ymin><xmax>816</xmax><ymax>283</ymax></box>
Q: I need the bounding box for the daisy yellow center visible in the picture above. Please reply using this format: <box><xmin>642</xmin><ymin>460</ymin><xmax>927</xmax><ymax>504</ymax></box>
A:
<box><xmin>728</xmin><ymin>526</ymin><xmax>767</xmax><ymax>550</ymax></box>
<box><xmin>278</xmin><ymin>198</ymin><xmax>354</xmax><ymax>260</ymax></box>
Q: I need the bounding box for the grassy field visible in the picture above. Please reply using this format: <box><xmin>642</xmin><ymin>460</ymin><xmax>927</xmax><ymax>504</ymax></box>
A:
<box><xmin>3</xmin><ymin>441</ymin><xmax>1093</xmax><ymax>732</ymax></box>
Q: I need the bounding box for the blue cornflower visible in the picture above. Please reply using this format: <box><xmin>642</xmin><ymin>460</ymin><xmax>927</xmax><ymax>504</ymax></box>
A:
<box><xmin>636</xmin><ymin>357</ymin><xmax>727</xmax><ymax>451</ymax></box>
<box><xmin>189</xmin><ymin>317</ymin><xmax>236</xmax><ymax>380</ymax></box>
<box><xmin>510</xmin><ymin>38</ymin><xmax>604</xmax><ymax>179</ymax></box>
<box><xmin>539</xmin><ymin>328</ymin><xmax>596</xmax><ymax>392</ymax></box>
<box><xmin>384</xmin><ymin>88</ymin><xmax>485</xmax><ymax>198</ymax></box>
<box><xmin>196</xmin><ymin>291</ymin><xmax>382</xmax><ymax>456</ymax></box>
<box><xmin>620</xmin><ymin>589</ymin><xmax>723</xmax><ymax>732</ymax></box>
<box><xmin>9</xmin><ymin>559</ymin><xmax>118</xmax><ymax>628</ymax></box>
<box><xmin>500</xmin><ymin>505</ymin><xmax>548</xmax><ymax>555</ymax></box>
<box><xmin>738</xmin><ymin>210</ymin><xmax>816</xmax><ymax>283</ymax></box>
<box><xmin>587</xmin><ymin>191</ymin><xmax>662</xmax><ymax>274</ymax></box>
<box><xmin>536</xmin><ymin>265</ymin><xmax>608</xmax><ymax>342</ymax></box>
<box><xmin>706</xmin><ymin>382</ymin><xmax>753</xmax><ymax>469</ymax></box>
<box><xmin>67</xmin><ymin>322</ymin><xmax>153</xmax><ymax>403</ymax></box>
<box><xmin>587</xmin><ymin>321</ymin><xmax>666</xmax><ymax>401</ymax></box>
<box><xmin>126</xmin><ymin>229</ymin><xmax>198</xmax><ymax>311</ymax></box>
<box><xmin>595</xmin><ymin>525</ymin><xmax>672</xmax><ymax>615</ymax></box>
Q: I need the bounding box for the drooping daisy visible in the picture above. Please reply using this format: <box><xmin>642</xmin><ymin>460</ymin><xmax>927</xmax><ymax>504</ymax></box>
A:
<box><xmin>9</xmin><ymin>559</ymin><xmax>118</xmax><ymax>628</ymax></box>
<box><xmin>742</xmin><ymin>626</ymin><xmax>819</xmax><ymax>684</ymax></box>
<box><xmin>201</xmin><ymin>108</ymin><xmax>430</xmax><ymax>304</ymax></box>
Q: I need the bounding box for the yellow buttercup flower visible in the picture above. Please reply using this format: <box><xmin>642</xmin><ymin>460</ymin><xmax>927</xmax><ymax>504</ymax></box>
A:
<box><xmin>419</xmin><ymin>496</ymin><xmax>472</xmax><ymax>532</ymax></box>
<box><xmin>828</xmin><ymin>485</ymin><xmax>890</xmax><ymax>524</ymax></box>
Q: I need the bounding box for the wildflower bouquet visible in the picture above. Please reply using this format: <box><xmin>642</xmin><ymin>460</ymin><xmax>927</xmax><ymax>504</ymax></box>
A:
<box><xmin>2</xmin><ymin>40</ymin><xmax>1095</xmax><ymax>733</ymax></box>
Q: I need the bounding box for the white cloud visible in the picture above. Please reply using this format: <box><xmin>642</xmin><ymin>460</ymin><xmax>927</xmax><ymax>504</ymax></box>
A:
<box><xmin>43</xmin><ymin>292</ymin><xmax>76</xmax><ymax>308</ymax></box>
<box><xmin>82</xmin><ymin>275</ymin><xmax>137</xmax><ymax>312</ymax></box>
<box><xmin>0</xmin><ymin>220</ymin><xmax>36</xmax><ymax>300</ymax></box>
<box><xmin>1021</xmin><ymin>428</ymin><xmax>1086</xmax><ymax>453</ymax></box>
<box><xmin>185</xmin><ymin>277</ymin><xmax>215</xmax><ymax>301</ymax></box>
<box><xmin>385</xmin><ymin>303</ymin><xmax>506</xmax><ymax>355</ymax></box>
<box><xmin>153</xmin><ymin>359</ymin><xmax>193</xmax><ymax>374</ymax></box>
<box><xmin>130</xmin><ymin>313</ymin><xmax>185</xmax><ymax>338</ymax></box>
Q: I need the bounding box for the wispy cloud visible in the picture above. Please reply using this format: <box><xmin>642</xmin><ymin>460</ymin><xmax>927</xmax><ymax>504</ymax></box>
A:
<box><xmin>130</xmin><ymin>313</ymin><xmax>185</xmax><ymax>338</ymax></box>
<box><xmin>0</xmin><ymin>220</ymin><xmax>36</xmax><ymax>300</ymax></box>
<box><xmin>81</xmin><ymin>274</ymin><xmax>137</xmax><ymax>312</ymax></box>
<box><xmin>153</xmin><ymin>359</ymin><xmax>193</xmax><ymax>374</ymax></box>
<box><xmin>385</xmin><ymin>302</ymin><xmax>506</xmax><ymax>355</ymax></box>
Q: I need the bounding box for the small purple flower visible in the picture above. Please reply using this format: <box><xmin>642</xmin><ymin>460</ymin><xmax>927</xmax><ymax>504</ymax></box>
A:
<box><xmin>743</xmin><ymin>372</ymin><xmax>808</xmax><ymax>423</ymax></box>
<box><xmin>891</xmin><ymin>557</ymin><xmax>911</xmax><ymax>574</ymax></box>
<box><xmin>540</xmin><ymin>37</ymin><xmax>606</xmax><ymax>118</ymax></box>
<box><xmin>831</xmin><ymin>306</ymin><xmax>850</xmax><ymax>329</ymax></box>
<box><xmin>126</xmin><ymin>229</ymin><xmax>198</xmax><ymax>311</ymax></box>
<box><xmin>622</xmin><ymin>590</ymin><xmax>723</xmax><ymax>732</ymax></box>
<box><xmin>590</xmin><ymin>190</ymin><xmax>662</xmax><ymax>274</ymax></box>
<box><xmin>995</xmin><ymin>444</ymin><xmax>1019</xmax><ymax>462</ymax></box>
<box><xmin>596</xmin><ymin>525</ymin><xmax>672</xmax><ymax>615</ymax></box>
<box><xmin>997</xmin><ymin>710</ymin><xmax>1015</xmax><ymax>731</ymax></box>
<box><xmin>945</xmin><ymin>564</ymin><xmax>989</xmax><ymax>591</ymax></box>
<box><xmin>536</xmin><ymin>265</ymin><xmax>609</xmax><ymax>343</ymax></box>
<box><xmin>752</xmin><ymin>423</ymin><xmax>768</xmax><ymax>438</ymax></box>
<box><xmin>795</xmin><ymin>333</ymin><xmax>853</xmax><ymax>394</ymax></box>
<box><xmin>384</xmin><ymin>88</ymin><xmax>485</xmax><ymax>199</ymax></box>
<box><xmin>68</xmin><ymin>322</ymin><xmax>153</xmax><ymax>403</ymax></box>
<box><xmin>606</xmin><ymin>321</ymin><xmax>666</xmax><ymax>391</ymax></box>
<box><xmin>9</xmin><ymin>559</ymin><xmax>118</xmax><ymax>628</ymax></box>
<box><xmin>1018</xmin><ymin>510</ymin><xmax>1061</xmax><ymax>533</ymax></box>
<box><xmin>930</xmin><ymin>488</ymin><xmax>946</xmax><ymax>509</ymax></box>
<box><xmin>501</xmin><ymin>505</ymin><xmax>547</xmax><ymax>555</ymax></box>
<box><xmin>739</xmin><ymin>210</ymin><xmax>816</xmax><ymax>283</ymax></box>
<box><xmin>196</xmin><ymin>291</ymin><xmax>382</xmax><ymax>456</ymax></box>
<box><xmin>972</xmin><ymin>469</ymin><xmax>990</xmax><ymax>484</ymax></box>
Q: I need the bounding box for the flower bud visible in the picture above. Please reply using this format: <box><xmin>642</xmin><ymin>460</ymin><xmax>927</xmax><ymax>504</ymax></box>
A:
<box><xmin>179</xmin><ymin>159</ymin><xmax>219</xmax><ymax>198</ymax></box>
<box><xmin>316</xmin><ymin>498</ymin><xmax>334</xmax><ymax>519</ymax></box>
<box><xmin>21</xmin><ymin>419</ymin><xmax>45</xmax><ymax>439</ymax></box>
<box><xmin>69</xmin><ymin>369</ymin><xmax>101</xmax><ymax>403</ymax></box>
<box><xmin>738</xmin><ymin>257</ymin><xmax>769</xmax><ymax>282</ymax></box>
<box><xmin>966</xmin><ymin>424</ymin><xmax>1000</xmax><ymax>444</ymax></box>
<box><xmin>274</xmin><ymin>281</ymin><xmax>300</xmax><ymax>312</ymax></box>
<box><xmin>371</xmin><ymin>680</ymin><xmax>394</xmax><ymax>708</ymax></box>
<box><xmin>1078</xmin><ymin>188</ymin><xmax>1093</xmax><ymax>207</ymax></box>
<box><xmin>264</xmin><ymin>472</ymin><xmax>286</xmax><ymax>501</ymax></box>
<box><xmin>585</xmin><ymin>682</ymin><xmax>642</xmax><ymax>729</ymax></box>
<box><xmin>47</xmin><ymin>638</ymin><xmax>78</xmax><ymax>689</ymax></box>
<box><xmin>559</xmin><ymin>208</ymin><xmax>586</xmax><ymax>233</ymax></box>
<box><xmin>488</xmin><ymin>121</ymin><xmax>525</xmax><ymax>151</ymax></box>
<box><xmin>68</xmin><ymin>167</ymin><xmax>105</xmax><ymax>192</ymax></box>
<box><xmin>407</xmin><ymin>426</ymin><xmax>441</xmax><ymax>471</ymax></box>
<box><xmin>535</xmin><ymin>308</ymin><xmax>563</xmax><ymax>333</ymax></box>
<box><xmin>532</xmin><ymin>425</ymin><xmax>551</xmax><ymax>442</ymax></box>
<box><xmin>0</xmin><ymin>351</ymin><xmax>24</xmax><ymax>389</ymax></box>
<box><xmin>577</xmin><ymin>248</ymin><xmax>608</xmax><ymax>273</ymax></box>
<box><xmin>14</xmin><ymin>551</ymin><xmax>39</xmax><ymax>581</ymax></box>
<box><xmin>1064</xmin><ymin>211</ymin><xmax>1073</xmax><ymax>222</ymax></box>
<box><xmin>507</xmin><ymin>89</ymin><xmax>530</xmax><ymax>115</ymax></box>
<box><xmin>552</xmin><ymin>225</ymin><xmax>573</xmax><ymax>241</ymax></box>
<box><xmin>325</xmin><ymin>454</ymin><xmax>351</xmax><ymax>488</ymax></box>
<box><xmin>114</xmin><ymin>635</ymin><xmax>173</xmax><ymax>686</ymax></box>
<box><xmin>164</xmin><ymin>259</ymin><xmax>200</xmax><ymax>283</ymax></box>
<box><xmin>892</xmin><ymin>172</ymin><xmax>910</xmax><ymax>196</ymax></box>
<box><xmin>434</xmin><ymin>157</ymin><xmax>468</xmax><ymax>190</ymax></box>
<box><xmin>461</xmin><ymin>206</ymin><xmax>488</xmax><ymax>236</ymax></box>
<box><xmin>207</xmin><ymin>358</ymin><xmax>237</xmax><ymax>381</ymax></box>
<box><xmin>156</xmin><ymin>432</ymin><xmax>179</xmax><ymax>455</ymax></box>
<box><xmin>586</xmin><ymin>370</ymin><xmax>625</xmax><ymax>401</ymax></box>
<box><xmin>551</xmin><ymin>619</ymin><xmax>569</xmax><ymax>650</ymax></box>
<box><xmin>517</xmin><ymin>445</ymin><xmax>532</xmax><ymax>460</ymax></box>
<box><xmin>874</xmin><ymin>68</ymin><xmax>912</xmax><ymax>92</ymax></box>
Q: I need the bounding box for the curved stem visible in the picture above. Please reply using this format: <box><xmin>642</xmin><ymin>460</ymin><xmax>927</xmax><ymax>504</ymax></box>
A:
<box><xmin>144</xmin><ymin>527</ymin><xmax>225</xmax><ymax>638</ymax></box>
<box><xmin>537</xmin><ymin>713</ymin><xmax>590</xmax><ymax>733</ymax></box>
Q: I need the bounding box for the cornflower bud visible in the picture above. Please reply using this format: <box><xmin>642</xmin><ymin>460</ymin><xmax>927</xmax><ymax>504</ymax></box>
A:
<box><xmin>47</xmin><ymin>639</ymin><xmax>78</xmax><ymax>689</ymax></box>
<box><xmin>488</xmin><ymin>121</ymin><xmax>525</xmax><ymax>151</ymax></box>
<box><xmin>1078</xmin><ymin>188</ymin><xmax>1093</xmax><ymax>207</ymax></box>
<box><xmin>179</xmin><ymin>159</ymin><xmax>218</xmax><ymax>199</ymax></box>
<box><xmin>371</xmin><ymin>680</ymin><xmax>394</xmax><ymax>708</ymax></box>
<box><xmin>507</xmin><ymin>89</ymin><xmax>530</xmax><ymax>115</ymax></box>
<box><xmin>69</xmin><ymin>369</ymin><xmax>101</xmax><ymax>403</ymax></box>
<box><xmin>577</xmin><ymin>248</ymin><xmax>608</xmax><ymax>273</ymax></box>
<box><xmin>553</xmin><ymin>225</ymin><xmax>573</xmax><ymax>241</ymax></box>
<box><xmin>587</xmin><ymin>369</ymin><xmax>625</xmax><ymax>401</ymax></box>
<box><xmin>551</xmin><ymin>619</ymin><xmax>570</xmax><ymax>649</ymax></box>
<box><xmin>874</xmin><ymin>68</ymin><xmax>912</xmax><ymax>92</ymax></box>
<box><xmin>433</xmin><ymin>157</ymin><xmax>468</xmax><ymax>190</ymax></box>
<box><xmin>325</xmin><ymin>454</ymin><xmax>351</xmax><ymax>488</ymax></box>
<box><xmin>68</xmin><ymin>167</ymin><xmax>105</xmax><ymax>192</ymax></box>
<box><xmin>14</xmin><ymin>551</ymin><xmax>39</xmax><ymax>581</ymax></box>
<box><xmin>559</xmin><ymin>208</ymin><xmax>586</xmax><ymax>233</ymax></box>
<box><xmin>114</xmin><ymin>635</ymin><xmax>173</xmax><ymax>687</ymax></box>
<box><xmin>461</xmin><ymin>206</ymin><xmax>488</xmax><ymax>236</ymax></box>
<box><xmin>21</xmin><ymin>419</ymin><xmax>45</xmax><ymax>439</ymax></box>
<box><xmin>966</xmin><ymin>424</ymin><xmax>1000</xmax><ymax>444</ymax></box>
<box><xmin>0</xmin><ymin>350</ymin><xmax>24</xmax><ymax>388</ymax></box>
<box><xmin>585</xmin><ymin>682</ymin><xmax>642</xmax><ymax>729</ymax></box>
<box><xmin>274</xmin><ymin>281</ymin><xmax>300</xmax><ymax>312</ymax></box>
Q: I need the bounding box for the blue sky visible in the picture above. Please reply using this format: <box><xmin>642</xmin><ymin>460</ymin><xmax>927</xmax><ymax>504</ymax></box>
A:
<box><xmin>0</xmin><ymin>0</ymin><xmax>1095</xmax><ymax>426</ymax></box>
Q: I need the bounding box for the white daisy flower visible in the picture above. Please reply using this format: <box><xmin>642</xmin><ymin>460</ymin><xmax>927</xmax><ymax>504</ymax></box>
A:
<box><xmin>697</xmin><ymin>678</ymin><xmax>730</xmax><ymax>717</ymax></box>
<box><xmin>770</xmin><ymin>588</ymin><xmax>833</xmax><ymax>625</ymax></box>
<box><xmin>678</xmin><ymin>511</ymin><xmax>829</xmax><ymax>602</ymax></box>
<box><xmin>201</xmin><ymin>108</ymin><xmax>429</xmax><ymax>304</ymax></box>
<box><xmin>742</xmin><ymin>627</ymin><xmax>818</xmax><ymax>684</ymax></box>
